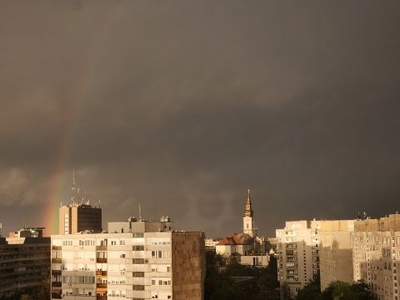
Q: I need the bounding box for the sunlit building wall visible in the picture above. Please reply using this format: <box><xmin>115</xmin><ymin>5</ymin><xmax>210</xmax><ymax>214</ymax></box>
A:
<box><xmin>318</xmin><ymin>220</ymin><xmax>354</xmax><ymax>291</ymax></box>
<box><xmin>51</xmin><ymin>217</ymin><xmax>205</xmax><ymax>300</ymax></box>
<box><xmin>275</xmin><ymin>220</ymin><xmax>321</xmax><ymax>298</ymax></box>
<box><xmin>352</xmin><ymin>214</ymin><xmax>400</xmax><ymax>300</ymax></box>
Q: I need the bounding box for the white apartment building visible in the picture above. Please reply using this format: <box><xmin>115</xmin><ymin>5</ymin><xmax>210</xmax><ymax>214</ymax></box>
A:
<box><xmin>318</xmin><ymin>220</ymin><xmax>354</xmax><ymax>291</ymax></box>
<box><xmin>352</xmin><ymin>214</ymin><xmax>400</xmax><ymax>300</ymax></box>
<box><xmin>51</xmin><ymin>217</ymin><xmax>205</xmax><ymax>300</ymax></box>
<box><xmin>275</xmin><ymin>220</ymin><xmax>321</xmax><ymax>298</ymax></box>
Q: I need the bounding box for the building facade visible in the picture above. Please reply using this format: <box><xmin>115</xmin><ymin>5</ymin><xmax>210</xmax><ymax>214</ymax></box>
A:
<box><xmin>0</xmin><ymin>227</ymin><xmax>50</xmax><ymax>299</ymax></box>
<box><xmin>352</xmin><ymin>214</ymin><xmax>400</xmax><ymax>300</ymax></box>
<box><xmin>51</xmin><ymin>217</ymin><xmax>205</xmax><ymax>300</ymax></box>
<box><xmin>318</xmin><ymin>220</ymin><xmax>354</xmax><ymax>291</ymax></box>
<box><xmin>275</xmin><ymin>220</ymin><xmax>321</xmax><ymax>298</ymax></box>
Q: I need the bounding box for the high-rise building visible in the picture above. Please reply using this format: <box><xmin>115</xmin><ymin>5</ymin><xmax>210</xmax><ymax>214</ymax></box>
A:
<box><xmin>59</xmin><ymin>171</ymin><xmax>102</xmax><ymax>234</ymax></box>
<box><xmin>0</xmin><ymin>227</ymin><xmax>50</xmax><ymax>299</ymax></box>
<box><xmin>51</xmin><ymin>216</ymin><xmax>205</xmax><ymax>300</ymax></box>
<box><xmin>275</xmin><ymin>220</ymin><xmax>321</xmax><ymax>298</ymax></box>
<box><xmin>352</xmin><ymin>214</ymin><xmax>400</xmax><ymax>300</ymax></box>
<box><xmin>318</xmin><ymin>220</ymin><xmax>354</xmax><ymax>291</ymax></box>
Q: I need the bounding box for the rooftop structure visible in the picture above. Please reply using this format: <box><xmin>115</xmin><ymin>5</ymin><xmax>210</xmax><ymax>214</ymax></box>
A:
<box><xmin>59</xmin><ymin>171</ymin><xmax>102</xmax><ymax>234</ymax></box>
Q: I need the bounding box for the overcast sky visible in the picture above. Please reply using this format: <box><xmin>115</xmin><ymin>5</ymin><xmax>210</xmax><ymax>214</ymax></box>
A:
<box><xmin>0</xmin><ymin>1</ymin><xmax>399</xmax><ymax>237</ymax></box>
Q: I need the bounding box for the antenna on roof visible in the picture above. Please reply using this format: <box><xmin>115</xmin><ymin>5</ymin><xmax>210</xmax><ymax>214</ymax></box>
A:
<box><xmin>139</xmin><ymin>204</ymin><xmax>142</xmax><ymax>220</ymax></box>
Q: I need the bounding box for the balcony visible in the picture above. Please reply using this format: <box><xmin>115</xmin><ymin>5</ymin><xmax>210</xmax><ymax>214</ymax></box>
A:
<box><xmin>52</xmin><ymin>258</ymin><xmax>62</xmax><ymax>263</ymax></box>
<box><xmin>96</xmin><ymin>270</ymin><xmax>107</xmax><ymax>276</ymax></box>
<box><xmin>96</xmin><ymin>245</ymin><xmax>107</xmax><ymax>250</ymax></box>
<box><xmin>96</xmin><ymin>283</ymin><xmax>107</xmax><ymax>289</ymax></box>
<box><xmin>52</xmin><ymin>282</ymin><xmax>62</xmax><ymax>288</ymax></box>
<box><xmin>96</xmin><ymin>258</ymin><xmax>107</xmax><ymax>263</ymax></box>
<box><xmin>52</xmin><ymin>270</ymin><xmax>62</xmax><ymax>276</ymax></box>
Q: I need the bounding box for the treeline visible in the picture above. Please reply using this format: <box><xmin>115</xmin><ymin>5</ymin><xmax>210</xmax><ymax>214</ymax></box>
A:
<box><xmin>204</xmin><ymin>251</ymin><xmax>280</xmax><ymax>300</ymax></box>
<box><xmin>296</xmin><ymin>274</ymin><xmax>376</xmax><ymax>300</ymax></box>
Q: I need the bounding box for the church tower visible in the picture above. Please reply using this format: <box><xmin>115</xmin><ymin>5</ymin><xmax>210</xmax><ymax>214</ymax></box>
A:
<box><xmin>243</xmin><ymin>189</ymin><xmax>255</xmax><ymax>237</ymax></box>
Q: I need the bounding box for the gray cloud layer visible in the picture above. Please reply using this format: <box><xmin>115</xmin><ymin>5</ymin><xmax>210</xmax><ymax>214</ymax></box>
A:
<box><xmin>0</xmin><ymin>1</ymin><xmax>399</xmax><ymax>237</ymax></box>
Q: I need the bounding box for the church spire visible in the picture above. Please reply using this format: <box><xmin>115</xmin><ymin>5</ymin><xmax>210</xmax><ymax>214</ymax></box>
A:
<box><xmin>244</xmin><ymin>188</ymin><xmax>253</xmax><ymax>217</ymax></box>
<box><xmin>243</xmin><ymin>188</ymin><xmax>255</xmax><ymax>236</ymax></box>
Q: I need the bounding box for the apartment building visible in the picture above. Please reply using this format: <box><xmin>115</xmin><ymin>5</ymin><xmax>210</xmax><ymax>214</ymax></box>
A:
<box><xmin>51</xmin><ymin>217</ymin><xmax>205</xmax><ymax>300</ymax></box>
<box><xmin>0</xmin><ymin>227</ymin><xmax>50</xmax><ymax>299</ymax></box>
<box><xmin>274</xmin><ymin>220</ymin><xmax>321</xmax><ymax>298</ymax></box>
<box><xmin>352</xmin><ymin>214</ymin><xmax>400</xmax><ymax>300</ymax></box>
<box><xmin>318</xmin><ymin>220</ymin><xmax>354</xmax><ymax>291</ymax></box>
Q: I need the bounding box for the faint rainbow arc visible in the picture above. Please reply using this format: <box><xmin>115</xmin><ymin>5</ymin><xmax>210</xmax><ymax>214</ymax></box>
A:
<box><xmin>41</xmin><ymin>5</ymin><xmax>130</xmax><ymax>236</ymax></box>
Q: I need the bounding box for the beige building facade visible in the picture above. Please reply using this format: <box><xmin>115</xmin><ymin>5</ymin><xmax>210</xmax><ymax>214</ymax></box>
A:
<box><xmin>352</xmin><ymin>214</ymin><xmax>400</xmax><ymax>300</ymax></box>
<box><xmin>51</xmin><ymin>217</ymin><xmax>205</xmax><ymax>300</ymax></box>
<box><xmin>275</xmin><ymin>220</ymin><xmax>321</xmax><ymax>298</ymax></box>
<box><xmin>318</xmin><ymin>220</ymin><xmax>354</xmax><ymax>291</ymax></box>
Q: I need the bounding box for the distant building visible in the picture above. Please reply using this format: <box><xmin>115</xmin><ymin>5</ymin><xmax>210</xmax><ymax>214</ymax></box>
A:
<box><xmin>319</xmin><ymin>220</ymin><xmax>354</xmax><ymax>291</ymax></box>
<box><xmin>352</xmin><ymin>213</ymin><xmax>400</xmax><ymax>300</ymax></box>
<box><xmin>215</xmin><ymin>189</ymin><xmax>269</xmax><ymax>267</ymax></box>
<box><xmin>59</xmin><ymin>171</ymin><xmax>102</xmax><ymax>234</ymax></box>
<box><xmin>51</xmin><ymin>216</ymin><xmax>205</xmax><ymax>300</ymax></box>
<box><xmin>0</xmin><ymin>227</ymin><xmax>50</xmax><ymax>299</ymax></box>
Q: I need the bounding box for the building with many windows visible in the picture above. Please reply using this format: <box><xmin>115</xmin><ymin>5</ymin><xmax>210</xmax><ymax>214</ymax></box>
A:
<box><xmin>51</xmin><ymin>216</ymin><xmax>205</xmax><ymax>300</ymax></box>
<box><xmin>0</xmin><ymin>227</ymin><xmax>50</xmax><ymax>299</ymax></box>
<box><xmin>352</xmin><ymin>213</ymin><xmax>400</xmax><ymax>300</ymax></box>
<box><xmin>274</xmin><ymin>220</ymin><xmax>321</xmax><ymax>298</ymax></box>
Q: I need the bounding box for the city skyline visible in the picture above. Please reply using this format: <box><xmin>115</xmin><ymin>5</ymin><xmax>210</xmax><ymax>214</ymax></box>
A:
<box><xmin>0</xmin><ymin>1</ymin><xmax>400</xmax><ymax>237</ymax></box>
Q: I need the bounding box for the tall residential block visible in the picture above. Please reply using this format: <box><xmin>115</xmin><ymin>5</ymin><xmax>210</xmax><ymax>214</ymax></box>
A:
<box><xmin>318</xmin><ymin>220</ymin><xmax>354</xmax><ymax>291</ymax></box>
<box><xmin>275</xmin><ymin>220</ymin><xmax>321</xmax><ymax>298</ymax></box>
<box><xmin>51</xmin><ymin>216</ymin><xmax>205</xmax><ymax>300</ymax></box>
<box><xmin>0</xmin><ymin>227</ymin><xmax>50</xmax><ymax>299</ymax></box>
<box><xmin>352</xmin><ymin>214</ymin><xmax>400</xmax><ymax>300</ymax></box>
<box><xmin>59</xmin><ymin>172</ymin><xmax>102</xmax><ymax>234</ymax></box>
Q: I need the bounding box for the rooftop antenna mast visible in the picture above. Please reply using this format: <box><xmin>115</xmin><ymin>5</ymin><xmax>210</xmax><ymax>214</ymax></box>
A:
<box><xmin>139</xmin><ymin>204</ymin><xmax>142</xmax><ymax>221</ymax></box>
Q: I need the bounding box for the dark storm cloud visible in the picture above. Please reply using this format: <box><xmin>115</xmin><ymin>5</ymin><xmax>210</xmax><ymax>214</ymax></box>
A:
<box><xmin>0</xmin><ymin>1</ymin><xmax>399</xmax><ymax>236</ymax></box>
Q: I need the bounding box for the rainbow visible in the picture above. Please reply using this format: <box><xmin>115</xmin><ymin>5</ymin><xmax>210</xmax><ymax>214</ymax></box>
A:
<box><xmin>41</xmin><ymin>4</ymin><xmax>131</xmax><ymax>235</ymax></box>
<box><xmin>42</xmin><ymin>97</ymin><xmax>82</xmax><ymax>236</ymax></box>
<box><xmin>40</xmin><ymin>6</ymin><xmax>119</xmax><ymax>236</ymax></box>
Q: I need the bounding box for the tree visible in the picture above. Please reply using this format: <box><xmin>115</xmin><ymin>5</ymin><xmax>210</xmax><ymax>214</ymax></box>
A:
<box><xmin>296</xmin><ymin>273</ymin><xmax>321</xmax><ymax>300</ymax></box>
<box><xmin>320</xmin><ymin>281</ymin><xmax>375</xmax><ymax>300</ymax></box>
